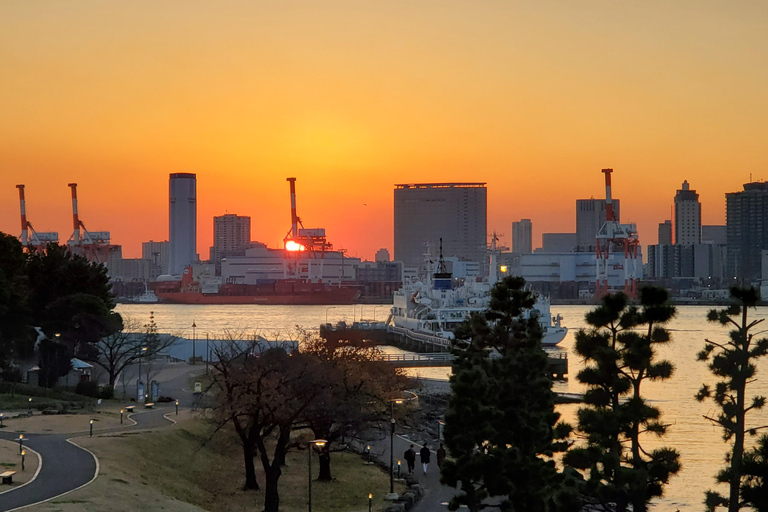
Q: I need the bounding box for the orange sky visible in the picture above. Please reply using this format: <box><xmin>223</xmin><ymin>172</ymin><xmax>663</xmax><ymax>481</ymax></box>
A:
<box><xmin>2</xmin><ymin>1</ymin><xmax>767</xmax><ymax>260</ymax></box>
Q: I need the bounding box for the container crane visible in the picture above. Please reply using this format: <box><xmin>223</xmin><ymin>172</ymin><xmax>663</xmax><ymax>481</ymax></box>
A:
<box><xmin>283</xmin><ymin>178</ymin><xmax>332</xmax><ymax>255</ymax></box>
<box><xmin>16</xmin><ymin>185</ymin><xmax>59</xmax><ymax>251</ymax></box>
<box><xmin>66</xmin><ymin>183</ymin><xmax>119</xmax><ymax>263</ymax></box>
<box><xmin>595</xmin><ymin>169</ymin><xmax>640</xmax><ymax>298</ymax></box>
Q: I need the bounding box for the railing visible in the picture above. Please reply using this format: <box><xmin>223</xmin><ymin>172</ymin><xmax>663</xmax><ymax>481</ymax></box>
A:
<box><xmin>388</xmin><ymin>326</ymin><xmax>452</xmax><ymax>348</ymax></box>
<box><xmin>375</xmin><ymin>353</ymin><xmax>454</xmax><ymax>363</ymax></box>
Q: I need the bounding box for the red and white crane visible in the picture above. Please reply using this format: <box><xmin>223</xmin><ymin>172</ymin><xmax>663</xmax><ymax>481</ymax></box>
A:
<box><xmin>66</xmin><ymin>183</ymin><xmax>118</xmax><ymax>263</ymax></box>
<box><xmin>16</xmin><ymin>184</ymin><xmax>59</xmax><ymax>251</ymax></box>
<box><xmin>595</xmin><ymin>169</ymin><xmax>640</xmax><ymax>298</ymax></box>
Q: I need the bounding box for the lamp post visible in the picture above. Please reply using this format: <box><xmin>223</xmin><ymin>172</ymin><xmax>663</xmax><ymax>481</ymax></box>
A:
<box><xmin>137</xmin><ymin>346</ymin><xmax>147</xmax><ymax>402</ymax></box>
<box><xmin>28</xmin><ymin>397</ymin><xmax>31</xmax><ymax>413</ymax></box>
<box><xmin>389</xmin><ymin>399</ymin><xmax>404</xmax><ymax>496</ymax></box>
<box><xmin>175</xmin><ymin>400</ymin><xmax>179</xmax><ymax>415</ymax></box>
<box><xmin>308</xmin><ymin>439</ymin><xmax>327</xmax><ymax>512</ymax></box>
<box><xmin>21</xmin><ymin>450</ymin><xmax>25</xmax><ymax>471</ymax></box>
<box><xmin>191</xmin><ymin>321</ymin><xmax>197</xmax><ymax>364</ymax></box>
<box><xmin>120</xmin><ymin>409</ymin><xmax>124</xmax><ymax>424</ymax></box>
<box><xmin>438</xmin><ymin>420</ymin><xmax>445</xmax><ymax>441</ymax></box>
<box><xmin>206</xmin><ymin>333</ymin><xmax>210</xmax><ymax>374</ymax></box>
<box><xmin>89</xmin><ymin>419</ymin><xmax>93</xmax><ymax>437</ymax></box>
<box><xmin>368</xmin><ymin>493</ymin><xmax>373</xmax><ymax>512</ymax></box>
<box><xmin>325</xmin><ymin>306</ymin><xmax>339</xmax><ymax>325</ymax></box>
<box><xmin>18</xmin><ymin>434</ymin><xmax>23</xmax><ymax>454</ymax></box>
<box><xmin>0</xmin><ymin>413</ymin><xmax>4</xmax><ymax>428</ymax></box>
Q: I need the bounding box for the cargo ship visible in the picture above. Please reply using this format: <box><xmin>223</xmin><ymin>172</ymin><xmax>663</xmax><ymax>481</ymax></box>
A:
<box><xmin>153</xmin><ymin>266</ymin><xmax>360</xmax><ymax>305</ymax></box>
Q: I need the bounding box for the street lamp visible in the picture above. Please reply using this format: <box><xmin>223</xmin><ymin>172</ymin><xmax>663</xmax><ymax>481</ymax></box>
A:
<box><xmin>89</xmin><ymin>419</ymin><xmax>94</xmax><ymax>437</ymax></box>
<box><xmin>28</xmin><ymin>397</ymin><xmax>31</xmax><ymax>413</ymax></box>
<box><xmin>137</xmin><ymin>346</ymin><xmax>147</xmax><ymax>402</ymax></box>
<box><xmin>325</xmin><ymin>306</ymin><xmax>339</xmax><ymax>325</ymax></box>
<box><xmin>438</xmin><ymin>420</ymin><xmax>445</xmax><ymax>441</ymax></box>
<box><xmin>192</xmin><ymin>321</ymin><xmax>197</xmax><ymax>364</ymax></box>
<box><xmin>0</xmin><ymin>413</ymin><xmax>4</xmax><ymax>428</ymax></box>
<box><xmin>308</xmin><ymin>439</ymin><xmax>327</xmax><ymax>512</ymax></box>
<box><xmin>21</xmin><ymin>450</ymin><xmax>25</xmax><ymax>471</ymax></box>
<box><xmin>368</xmin><ymin>493</ymin><xmax>373</xmax><ymax>512</ymax></box>
<box><xmin>389</xmin><ymin>399</ymin><xmax>404</xmax><ymax>496</ymax></box>
<box><xmin>18</xmin><ymin>434</ymin><xmax>23</xmax><ymax>454</ymax></box>
<box><xmin>120</xmin><ymin>409</ymin><xmax>124</xmax><ymax>424</ymax></box>
<box><xmin>175</xmin><ymin>400</ymin><xmax>179</xmax><ymax>415</ymax></box>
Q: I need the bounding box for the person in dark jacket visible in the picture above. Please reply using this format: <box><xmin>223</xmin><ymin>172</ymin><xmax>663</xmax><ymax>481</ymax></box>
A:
<box><xmin>404</xmin><ymin>445</ymin><xmax>416</xmax><ymax>473</ymax></box>
<box><xmin>420</xmin><ymin>445</ymin><xmax>431</xmax><ymax>474</ymax></box>
<box><xmin>436</xmin><ymin>443</ymin><xmax>446</xmax><ymax>468</ymax></box>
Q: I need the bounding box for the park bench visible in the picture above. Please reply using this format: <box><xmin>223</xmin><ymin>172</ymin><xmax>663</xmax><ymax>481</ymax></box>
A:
<box><xmin>1</xmin><ymin>470</ymin><xmax>16</xmax><ymax>485</ymax></box>
<box><xmin>144</xmin><ymin>403</ymin><xmax>154</xmax><ymax>409</ymax></box>
<box><xmin>124</xmin><ymin>406</ymin><xmax>135</xmax><ymax>413</ymax></box>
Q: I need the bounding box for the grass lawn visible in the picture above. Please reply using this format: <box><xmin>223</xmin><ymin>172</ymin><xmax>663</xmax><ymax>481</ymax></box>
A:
<box><xmin>27</xmin><ymin>418</ymin><xmax>402</xmax><ymax>512</ymax></box>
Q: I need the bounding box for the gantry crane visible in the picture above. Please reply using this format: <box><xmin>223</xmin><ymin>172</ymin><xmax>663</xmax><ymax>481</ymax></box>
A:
<box><xmin>16</xmin><ymin>185</ymin><xmax>59</xmax><ymax>252</ymax></box>
<box><xmin>595</xmin><ymin>169</ymin><xmax>640</xmax><ymax>298</ymax></box>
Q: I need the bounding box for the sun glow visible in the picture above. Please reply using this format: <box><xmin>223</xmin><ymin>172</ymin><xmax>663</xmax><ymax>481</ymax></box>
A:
<box><xmin>284</xmin><ymin>240</ymin><xmax>306</xmax><ymax>252</ymax></box>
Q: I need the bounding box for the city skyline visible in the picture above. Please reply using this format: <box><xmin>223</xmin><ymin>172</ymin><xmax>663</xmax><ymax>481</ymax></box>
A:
<box><xmin>2</xmin><ymin>1</ymin><xmax>767</xmax><ymax>259</ymax></box>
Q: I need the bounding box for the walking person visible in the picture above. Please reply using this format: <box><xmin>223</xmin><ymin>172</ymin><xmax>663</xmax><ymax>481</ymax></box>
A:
<box><xmin>404</xmin><ymin>444</ymin><xmax>416</xmax><ymax>474</ymax></box>
<box><xmin>436</xmin><ymin>443</ymin><xmax>446</xmax><ymax>468</ymax></box>
<box><xmin>420</xmin><ymin>444</ymin><xmax>431</xmax><ymax>474</ymax></box>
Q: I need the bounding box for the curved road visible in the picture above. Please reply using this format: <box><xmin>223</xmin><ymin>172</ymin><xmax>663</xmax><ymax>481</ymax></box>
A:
<box><xmin>0</xmin><ymin>364</ymin><xmax>202</xmax><ymax>511</ymax></box>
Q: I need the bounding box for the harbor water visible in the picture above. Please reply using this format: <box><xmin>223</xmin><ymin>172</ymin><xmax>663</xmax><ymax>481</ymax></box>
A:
<box><xmin>116</xmin><ymin>303</ymin><xmax>768</xmax><ymax>511</ymax></box>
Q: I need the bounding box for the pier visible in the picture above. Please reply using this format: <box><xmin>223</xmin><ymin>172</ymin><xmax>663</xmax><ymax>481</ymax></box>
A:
<box><xmin>321</xmin><ymin>323</ymin><xmax>568</xmax><ymax>380</ymax></box>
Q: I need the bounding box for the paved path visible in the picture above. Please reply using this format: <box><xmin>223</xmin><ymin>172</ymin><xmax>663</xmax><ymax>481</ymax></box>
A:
<box><xmin>370</xmin><ymin>430</ymin><xmax>457</xmax><ymax>512</ymax></box>
<box><xmin>0</xmin><ymin>363</ymin><xmax>204</xmax><ymax>511</ymax></box>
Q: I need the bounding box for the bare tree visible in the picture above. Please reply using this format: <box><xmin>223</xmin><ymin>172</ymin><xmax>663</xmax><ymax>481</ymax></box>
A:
<box><xmin>89</xmin><ymin>312</ymin><xmax>176</xmax><ymax>391</ymax></box>
<box><xmin>298</xmin><ymin>329</ymin><xmax>410</xmax><ymax>480</ymax></box>
<box><xmin>210</xmin><ymin>338</ymin><xmax>326</xmax><ymax>512</ymax></box>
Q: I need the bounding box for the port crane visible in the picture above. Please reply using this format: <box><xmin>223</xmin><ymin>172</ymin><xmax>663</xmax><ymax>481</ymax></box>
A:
<box><xmin>16</xmin><ymin>185</ymin><xmax>59</xmax><ymax>251</ymax></box>
<box><xmin>66</xmin><ymin>183</ymin><xmax>119</xmax><ymax>264</ymax></box>
<box><xmin>594</xmin><ymin>169</ymin><xmax>640</xmax><ymax>298</ymax></box>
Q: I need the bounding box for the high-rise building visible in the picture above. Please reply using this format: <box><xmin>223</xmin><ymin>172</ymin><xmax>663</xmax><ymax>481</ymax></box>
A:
<box><xmin>142</xmin><ymin>240</ymin><xmax>170</xmax><ymax>275</ymax></box>
<box><xmin>512</xmin><ymin>219</ymin><xmax>532</xmax><ymax>254</ymax></box>
<box><xmin>169</xmin><ymin>173</ymin><xmax>197</xmax><ymax>275</ymax></box>
<box><xmin>576</xmin><ymin>199</ymin><xmax>620</xmax><ymax>251</ymax></box>
<box><xmin>210</xmin><ymin>214</ymin><xmax>251</xmax><ymax>263</ymax></box>
<box><xmin>726</xmin><ymin>182</ymin><xmax>768</xmax><ymax>282</ymax></box>
<box><xmin>658</xmin><ymin>220</ymin><xmax>672</xmax><ymax>245</ymax></box>
<box><xmin>673</xmin><ymin>180</ymin><xmax>701</xmax><ymax>245</ymax></box>
<box><xmin>394</xmin><ymin>183</ymin><xmax>487</xmax><ymax>270</ymax></box>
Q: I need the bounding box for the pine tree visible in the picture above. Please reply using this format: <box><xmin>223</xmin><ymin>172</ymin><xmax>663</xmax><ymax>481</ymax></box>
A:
<box><xmin>695</xmin><ymin>286</ymin><xmax>768</xmax><ymax>512</ymax></box>
<box><xmin>441</xmin><ymin>276</ymin><xmax>578</xmax><ymax>512</ymax></box>
<box><xmin>564</xmin><ymin>287</ymin><xmax>680</xmax><ymax>512</ymax></box>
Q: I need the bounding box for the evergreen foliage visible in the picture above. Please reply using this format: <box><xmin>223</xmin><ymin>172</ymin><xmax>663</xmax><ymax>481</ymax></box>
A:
<box><xmin>695</xmin><ymin>286</ymin><xmax>768</xmax><ymax>512</ymax></box>
<box><xmin>564</xmin><ymin>287</ymin><xmax>680</xmax><ymax>512</ymax></box>
<box><xmin>441</xmin><ymin>276</ymin><xmax>579</xmax><ymax>512</ymax></box>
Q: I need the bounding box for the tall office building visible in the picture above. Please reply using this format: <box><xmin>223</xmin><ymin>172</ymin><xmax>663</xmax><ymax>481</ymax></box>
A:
<box><xmin>512</xmin><ymin>219</ymin><xmax>532</xmax><ymax>254</ymax></box>
<box><xmin>394</xmin><ymin>183</ymin><xmax>487</xmax><ymax>270</ymax></box>
<box><xmin>576</xmin><ymin>199</ymin><xmax>620</xmax><ymax>251</ymax></box>
<box><xmin>169</xmin><ymin>173</ymin><xmax>197</xmax><ymax>275</ymax></box>
<box><xmin>142</xmin><ymin>240</ymin><xmax>170</xmax><ymax>275</ymax></box>
<box><xmin>726</xmin><ymin>182</ymin><xmax>768</xmax><ymax>282</ymax></box>
<box><xmin>673</xmin><ymin>180</ymin><xmax>701</xmax><ymax>245</ymax></box>
<box><xmin>210</xmin><ymin>214</ymin><xmax>251</xmax><ymax>263</ymax></box>
<box><xmin>658</xmin><ymin>220</ymin><xmax>672</xmax><ymax>245</ymax></box>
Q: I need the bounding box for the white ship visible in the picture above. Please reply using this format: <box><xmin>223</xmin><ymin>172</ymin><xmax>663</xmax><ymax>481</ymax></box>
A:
<box><xmin>389</xmin><ymin>244</ymin><xmax>567</xmax><ymax>347</ymax></box>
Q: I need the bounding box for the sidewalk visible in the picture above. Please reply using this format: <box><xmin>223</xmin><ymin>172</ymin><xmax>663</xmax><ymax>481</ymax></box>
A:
<box><xmin>368</xmin><ymin>430</ymin><xmax>458</xmax><ymax>512</ymax></box>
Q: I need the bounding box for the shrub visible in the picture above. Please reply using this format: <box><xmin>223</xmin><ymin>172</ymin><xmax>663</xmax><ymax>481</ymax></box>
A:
<box><xmin>75</xmin><ymin>380</ymin><xmax>100</xmax><ymax>398</ymax></box>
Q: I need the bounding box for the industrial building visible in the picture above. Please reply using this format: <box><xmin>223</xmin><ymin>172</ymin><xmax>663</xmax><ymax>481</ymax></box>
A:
<box><xmin>394</xmin><ymin>182</ymin><xmax>487</xmax><ymax>271</ymax></box>
<box><xmin>169</xmin><ymin>173</ymin><xmax>197</xmax><ymax>275</ymax></box>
